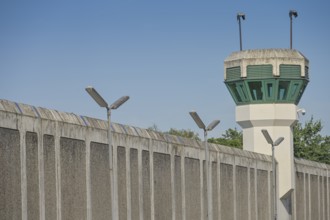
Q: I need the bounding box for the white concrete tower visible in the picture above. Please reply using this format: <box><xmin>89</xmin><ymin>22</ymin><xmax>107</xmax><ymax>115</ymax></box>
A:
<box><xmin>224</xmin><ymin>49</ymin><xmax>309</xmax><ymax>220</ymax></box>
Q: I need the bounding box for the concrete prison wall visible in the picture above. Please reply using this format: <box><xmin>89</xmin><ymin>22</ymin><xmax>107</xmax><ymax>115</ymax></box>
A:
<box><xmin>0</xmin><ymin>99</ymin><xmax>329</xmax><ymax>220</ymax></box>
<box><xmin>0</xmin><ymin>99</ymin><xmax>272</xmax><ymax>220</ymax></box>
<box><xmin>295</xmin><ymin>158</ymin><xmax>330</xmax><ymax>220</ymax></box>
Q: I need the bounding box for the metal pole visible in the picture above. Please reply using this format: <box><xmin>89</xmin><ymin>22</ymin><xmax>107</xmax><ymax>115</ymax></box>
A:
<box><xmin>238</xmin><ymin>18</ymin><xmax>242</xmax><ymax>51</ymax></box>
<box><xmin>272</xmin><ymin>144</ymin><xmax>277</xmax><ymax>220</ymax></box>
<box><xmin>290</xmin><ymin>16</ymin><xmax>293</xmax><ymax>49</ymax></box>
<box><xmin>107</xmin><ymin>108</ymin><xmax>116</xmax><ymax>220</ymax></box>
<box><xmin>205</xmin><ymin>130</ymin><xmax>212</xmax><ymax>220</ymax></box>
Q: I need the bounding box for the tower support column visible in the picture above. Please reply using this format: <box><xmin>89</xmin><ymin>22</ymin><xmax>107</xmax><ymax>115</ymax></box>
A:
<box><xmin>237</xmin><ymin>104</ymin><xmax>297</xmax><ymax>220</ymax></box>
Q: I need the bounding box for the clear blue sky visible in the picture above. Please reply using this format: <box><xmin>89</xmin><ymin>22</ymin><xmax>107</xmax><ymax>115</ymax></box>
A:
<box><xmin>1</xmin><ymin>0</ymin><xmax>330</xmax><ymax>138</ymax></box>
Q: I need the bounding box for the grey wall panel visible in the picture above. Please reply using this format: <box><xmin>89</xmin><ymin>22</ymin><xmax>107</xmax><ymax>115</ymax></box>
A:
<box><xmin>203</xmin><ymin>161</ymin><xmax>219</xmax><ymax>220</ymax></box>
<box><xmin>296</xmin><ymin>172</ymin><xmax>305</xmax><ymax>219</ymax></box>
<box><xmin>305</xmin><ymin>174</ymin><xmax>309</xmax><ymax>220</ymax></box>
<box><xmin>325</xmin><ymin>177</ymin><xmax>330</xmax><ymax>219</ymax></box>
<box><xmin>236</xmin><ymin>166</ymin><xmax>248</xmax><ymax>220</ymax></box>
<box><xmin>60</xmin><ymin>137</ymin><xmax>87</xmax><ymax>220</ymax></box>
<box><xmin>0</xmin><ymin>127</ymin><xmax>21</xmax><ymax>219</ymax></box>
<box><xmin>257</xmin><ymin>169</ymin><xmax>269</xmax><ymax>220</ymax></box>
<box><xmin>212</xmin><ymin>162</ymin><xmax>218</xmax><ymax>220</ymax></box>
<box><xmin>220</xmin><ymin>163</ymin><xmax>234</xmax><ymax>220</ymax></box>
<box><xmin>320</xmin><ymin>177</ymin><xmax>324</xmax><ymax>220</ymax></box>
<box><xmin>26</xmin><ymin>132</ymin><xmax>40</xmax><ymax>220</ymax></box>
<box><xmin>310</xmin><ymin>174</ymin><xmax>319</xmax><ymax>219</ymax></box>
<box><xmin>117</xmin><ymin>146</ymin><xmax>127</xmax><ymax>220</ymax></box>
<box><xmin>295</xmin><ymin>172</ymin><xmax>305</xmax><ymax>220</ymax></box>
<box><xmin>153</xmin><ymin>152</ymin><xmax>171</xmax><ymax>219</ymax></box>
<box><xmin>174</xmin><ymin>156</ymin><xmax>182</xmax><ymax>220</ymax></box>
<box><xmin>43</xmin><ymin>134</ymin><xmax>56</xmax><ymax>220</ymax></box>
<box><xmin>185</xmin><ymin>157</ymin><xmax>201</xmax><ymax>220</ymax></box>
<box><xmin>324</xmin><ymin>176</ymin><xmax>328</xmax><ymax>220</ymax></box>
<box><xmin>142</xmin><ymin>150</ymin><xmax>151</xmax><ymax>220</ymax></box>
<box><xmin>90</xmin><ymin>142</ymin><xmax>111</xmax><ymax>220</ymax></box>
<box><xmin>203</xmin><ymin>161</ymin><xmax>207</xmax><ymax>219</ymax></box>
<box><xmin>250</xmin><ymin>168</ymin><xmax>256</xmax><ymax>220</ymax></box>
<box><xmin>130</xmin><ymin>148</ymin><xmax>139</xmax><ymax>220</ymax></box>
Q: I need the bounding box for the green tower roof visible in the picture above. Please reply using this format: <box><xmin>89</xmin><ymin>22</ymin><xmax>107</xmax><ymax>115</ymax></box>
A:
<box><xmin>224</xmin><ymin>49</ymin><xmax>309</xmax><ymax>105</ymax></box>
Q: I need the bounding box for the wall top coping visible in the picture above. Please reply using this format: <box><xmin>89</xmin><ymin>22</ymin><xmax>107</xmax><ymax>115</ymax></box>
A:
<box><xmin>3</xmin><ymin>99</ymin><xmax>330</xmax><ymax>168</ymax></box>
<box><xmin>0</xmin><ymin>99</ymin><xmax>272</xmax><ymax>162</ymax></box>
<box><xmin>295</xmin><ymin>158</ymin><xmax>330</xmax><ymax>170</ymax></box>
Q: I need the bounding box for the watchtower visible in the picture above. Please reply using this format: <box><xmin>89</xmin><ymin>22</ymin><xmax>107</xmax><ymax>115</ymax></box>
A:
<box><xmin>224</xmin><ymin>49</ymin><xmax>309</xmax><ymax>219</ymax></box>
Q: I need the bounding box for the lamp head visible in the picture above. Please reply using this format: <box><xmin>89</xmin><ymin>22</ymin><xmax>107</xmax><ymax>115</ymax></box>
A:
<box><xmin>110</xmin><ymin>96</ymin><xmax>130</xmax><ymax>110</ymax></box>
<box><xmin>237</xmin><ymin>12</ymin><xmax>245</xmax><ymax>20</ymax></box>
<box><xmin>85</xmin><ymin>86</ymin><xmax>108</xmax><ymax>108</ymax></box>
<box><xmin>206</xmin><ymin>120</ymin><xmax>220</xmax><ymax>131</ymax></box>
<box><xmin>289</xmin><ymin>10</ymin><xmax>298</xmax><ymax>18</ymax></box>
<box><xmin>261</xmin><ymin>129</ymin><xmax>273</xmax><ymax>145</ymax></box>
<box><xmin>189</xmin><ymin>111</ymin><xmax>206</xmax><ymax>130</ymax></box>
<box><xmin>274</xmin><ymin>137</ymin><xmax>285</xmax><ymax>146</ymax></box>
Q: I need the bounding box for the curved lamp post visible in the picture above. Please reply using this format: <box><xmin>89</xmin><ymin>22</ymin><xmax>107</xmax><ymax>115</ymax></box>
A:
<box><xmin>86</xmin><ymin>86</ymin><xmax>129</xmax><ymax>220</ymax></box>
<box><xmin>261</xmin><ymin>129</ymin><xmax>284</xmax><ymax>220</ymax></box>
<box><xmin>189</xmin><ymin>111</ymin><xmax>220</xmax><ymax>220</ymax></box>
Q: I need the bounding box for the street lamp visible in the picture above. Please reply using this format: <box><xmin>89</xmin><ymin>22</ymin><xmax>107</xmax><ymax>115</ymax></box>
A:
<box><xmin>189</xmin><ymin>111</ymin><xmax>220</xmax><ymax>220</ymax></box>
<box><xmin>289</xmin><ymin>10</ymin><xmax>298</xmax><ymax>49</ymax></box>
<box><xmin>85</xmin><ymin>86</ymin><xmax>129</xmax><ymax>220</ymax></box>
<box><xmin>237</xmin><ymin>12</ymin><xmax>246</xmax><ymax>51</ymax></box>
<box><xmin>261</xmin><ymin>129</ymin><xmax>284</xmax><ymax>220</ymax></box>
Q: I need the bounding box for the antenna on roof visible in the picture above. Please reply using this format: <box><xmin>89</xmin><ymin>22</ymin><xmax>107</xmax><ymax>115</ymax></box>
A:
<box><xmin>289</xmin><ymin>10</ymin><xmax>298</xmax><ymax>49</ymax></box>
<box><xmin>237</xmin><ymin>12</ymin><xmax>246</xmax><ymax>51</ymax></box>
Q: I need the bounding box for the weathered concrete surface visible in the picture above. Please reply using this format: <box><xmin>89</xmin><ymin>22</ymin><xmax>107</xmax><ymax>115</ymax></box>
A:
<box><xmin>60</xmin><ymin>137</ymin><xmax>87</xmax><ymax>220</ymax></box>
<box><xmin>220</xmin><ymin>163</ymin><xmax>234</xmax><ymax>220</ymax></box>
<box><xmin>90</xmin><ymin>142</ymin><xmax>111</xmax><ymax>220</ymax></box>
<box><xmin>185</xmin><ymin>157</ymin><xmax>201</xmax><ymax>220</ymax></box>
<box><xmin>130</xmin><ymin>148</ymin><xmax>139</xmax><ymax>220</ymax></box>
<box><xmin>117</xmin><ymin>146</ymin><xmax>127</xmax><ymax>220</ymax></box>
<box><xmin>0</xmin><ymin>99</ymin><xmax>329</xmax><ymax>220</ymax></box>
<box><xmin>257</xmin><ymin>169</ymin><xmax>270</xmax><ymax>219</ymax></box>
<box><xmin>43</xmin><ymin>134</ymin><xmax>56</xmax><ymax>220</ymax></box>
<box><xmin>0</xmin><ymin>127</ymin><xmax>21</xmax><ymax>220</ymax></box>
<box><xmin>236</xmin><ymin>166</ymin><xmax>248</xmax><ymax>220</ymax></box>
<box><xmin>294</xmin><ymin>158</ymin><xmax>330</xmax><ymax>220</ymax></box>
<box><xmin>142</xmin><ymin>150</ymin><xmax>151</xmax><ymax>220</ymax></box>
<box><xmin>26</xmin><ymin>132</ymin><xmax>40</xmax><ymax>220</ymax></box>
<box><xmin>154</xmin><ymin>152</ymin><xmax>172</xmax><ymax>219</ymax></box>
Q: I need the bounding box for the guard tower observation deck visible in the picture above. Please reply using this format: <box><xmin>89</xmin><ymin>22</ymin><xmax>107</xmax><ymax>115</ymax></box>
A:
<box><xmin>224</xmin><ymin>49</ymin><xmax>309</xmax><ymax>105</ymax></box>
<box><xmin>224</xmin><ymin>48</ymin><xmax>310</xmax><ymax>219</ymax></box>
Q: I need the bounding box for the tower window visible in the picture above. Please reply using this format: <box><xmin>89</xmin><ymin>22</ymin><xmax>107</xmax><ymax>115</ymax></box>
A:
<box><xmin>229</xmin><ymin>83</ymin><xmax>242</xmax><ymax>102</ymax></box>
<box><xmin>278</xmin><ymin>81</ymin><xmax>290</xmax><ymax>100</ymax></box>
<box><xmin>290</xmin><ymin>83</ymin><xmax>299</xmax><ymax>99</ymax></box>
<box><xmin>239</xmin><ymin>83</ymin><xmax>248</xmax><ymax>100</ymax></box>
<box><xmin>248</xmin><ymin>81</ymin><xmax>263</xmax><ymax>100</ymax></box>
<box><xmin>267</xmin><ymin>82</ymin><xmax>273</xmax><ymax>98</ymax></box>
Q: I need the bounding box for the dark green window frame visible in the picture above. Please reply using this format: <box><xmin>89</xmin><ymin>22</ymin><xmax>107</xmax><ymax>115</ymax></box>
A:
<box><xmin>264</xmin><ymin>80</ymin><xmax>275</xmax><ymax>102</ymax></box>
<box><xmin>278</xmin><ymin>80</ymin><xmax>291</xmax><ymax>101</ymax></box>
<box><xmin>288</xmin><ymin>80</ymin><xmax>303</xmax><ymax>102</ymax></box>
<box><xmin>225</xmin><ymin>75</ymin><xmax>308</xmax><ymax>105</ymax></box>
<box><xmin>248</xmin><ymin>81</ymin><xmax>263</xmax><ymax>101</ymax></box>
<box><xmin>237</xmin><ymin>82</ymin><xmax>249</xmax><ymax>102</ymax></box>
<box><xmin>228</xmin><ymin>83</ymin><xmax>243</xmax><ymax>103</ymax></box>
